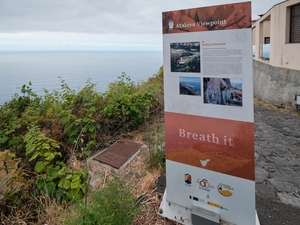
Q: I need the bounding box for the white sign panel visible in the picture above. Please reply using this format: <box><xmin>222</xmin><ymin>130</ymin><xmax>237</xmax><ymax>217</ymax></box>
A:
<box><xmin>162</xmin><ymin>2</ymin><xmax>255</xmax><ymax>225</ymax></box>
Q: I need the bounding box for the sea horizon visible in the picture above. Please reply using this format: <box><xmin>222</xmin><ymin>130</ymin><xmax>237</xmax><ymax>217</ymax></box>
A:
<box><xmin>0</xmin><ymin>50</ymin><xmax>163</xmax><ymax>105</ymax></box>
<box><xmin>0</xmin><ymin>49</ymin><xmax>162</xmax><ymax>53</ymax></box>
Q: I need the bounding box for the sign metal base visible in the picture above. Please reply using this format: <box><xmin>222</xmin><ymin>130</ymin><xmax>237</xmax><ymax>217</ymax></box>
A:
<box><xmin>159</xmin><ymin>189</ymin><xmax>192</xmax><ymax>225</ymax></box>
<box><xmin>159</xmin><ymin>189</ymin><xmax>261</xmax><ymax>225</ymax></box>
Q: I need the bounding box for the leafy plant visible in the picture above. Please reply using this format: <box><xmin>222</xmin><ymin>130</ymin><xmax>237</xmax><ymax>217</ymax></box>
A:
<box><xmin>43</xmin><ymin>79</ymin><xmax>100</xmax><ymax>159</ymax></box>
<box><xmin>64</xmin><ymin>179</ymin><xmax>139</xmax><ymax>225</ymax></box>
<box><xmin>25</xmin><ymin>126</ymin><xmax>87</xmax><ymax>200</ymax></box>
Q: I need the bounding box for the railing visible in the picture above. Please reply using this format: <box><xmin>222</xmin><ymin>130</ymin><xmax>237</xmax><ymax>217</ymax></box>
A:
<box><xmin>261</xmin><ymin>44</ymin><xmax>270</xmax><ymax>59</ymax></box>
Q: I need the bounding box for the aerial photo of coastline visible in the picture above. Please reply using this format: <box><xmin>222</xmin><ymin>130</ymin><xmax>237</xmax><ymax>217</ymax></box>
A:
<box><xmin>170</xmin><ymin>42</ymin><xmax>200</xmax><ymax>73</ymax></box>
<box><xmin>179</xmin><ymin>76</ymin><xmax>201</xmax><ymax>96</ymax></box>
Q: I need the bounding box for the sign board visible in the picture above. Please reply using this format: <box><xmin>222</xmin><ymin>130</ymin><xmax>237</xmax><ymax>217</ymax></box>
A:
<box><xmin>162</xmin><ymin>2</ymin><xmax>256</xmax><ymax>224</ymax></box>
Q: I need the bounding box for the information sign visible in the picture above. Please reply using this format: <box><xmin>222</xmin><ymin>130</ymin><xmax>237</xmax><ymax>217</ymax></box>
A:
<box><xmin>162</xmin><ymin>2</ymin><xmax>256</xmax><ymax>224</ymax></box>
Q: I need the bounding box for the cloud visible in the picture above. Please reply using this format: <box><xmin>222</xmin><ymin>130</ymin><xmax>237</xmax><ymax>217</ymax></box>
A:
<box><xmin>0</xmin><ymin>0</ymin><xmax>284</xmax><ymax>50</ymax></box>
<box><xmin>0</xmin><ymin>0</ymin><xmax>281</xmax><ymax>32</ymax></box>
<box><xmin>0</xmin><ymin>0</ymin><xmax>163</xmax><ymax>34</ymax></box>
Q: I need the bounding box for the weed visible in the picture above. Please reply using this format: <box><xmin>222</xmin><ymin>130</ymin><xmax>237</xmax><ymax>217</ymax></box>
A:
<box><xmin>144</xmin><ymin>123</ymin><xmax>166</xmax><ymax>170</ymax></box>
<box><xmin>35</xmin><ymin>195</ymin><xmax>67</xmax><ymax>225</ymax></box>
<box><xmin>64</xmin><ymin>179</ymin><xmax>139</xmax><ymax>225</ymax></box>
<box><xmin>0</xmin><ymin>150</ymin><xmax>25</xmax><ymax>207</ymax></box>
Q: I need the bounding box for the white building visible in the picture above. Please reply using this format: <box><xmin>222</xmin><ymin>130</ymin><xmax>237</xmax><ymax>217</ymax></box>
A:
<box><xmin>252</xmin><ymin>0</ymin><xmax>300</xmax><ymax>70</ymax></box>
<box><xmin>252</xmin><ymin>0</ymin><xmax>300</xmax><ymax>109</ymax></box>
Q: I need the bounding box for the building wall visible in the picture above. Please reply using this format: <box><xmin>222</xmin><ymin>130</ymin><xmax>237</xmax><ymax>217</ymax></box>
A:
<box><xmin>262</xmin><ymin>20</ymin><xmax>270</xmax><ymax>42</ymax></box>
<box><xmin>252</xmin><ymin>26</ymin><xmax>256</xmax><ymax>46</ymax></box>
<box><xmin>253</xmin><ymin>59</ymin><xmax>300</xmax><ymax>109</ymax></box>
<box><xmin>252</xmin><ymin>0</ymin><xmax>300</xmax><ymax>70</ymax></box>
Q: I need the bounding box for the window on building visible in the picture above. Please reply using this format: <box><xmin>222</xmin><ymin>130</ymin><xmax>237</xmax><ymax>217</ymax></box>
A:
<box><xmin>264</xmin><ymin>37</ymin><xmax>270</xmax><ymax>44</ymax></box>
<box><xmin>290</xmin><ymin>3</ymin><xmax>300</xmax><ymax>43</ymax></box>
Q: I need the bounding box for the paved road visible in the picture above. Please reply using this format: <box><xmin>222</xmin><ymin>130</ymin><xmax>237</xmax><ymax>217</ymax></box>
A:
<box><xmin>254</xmin><ymin>105</ymin><xmax>300</xmax><ymax>225</ymax></box>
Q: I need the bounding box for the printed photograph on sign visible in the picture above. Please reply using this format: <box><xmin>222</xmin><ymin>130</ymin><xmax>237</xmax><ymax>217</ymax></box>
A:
<box><xmin>179</xmin><ymin>76</ymin><xmax>201</xmax><ymax>96</ymax></box>
<box><xmin>170</xmin><ymin>42</ymin><xmax>200</xmax><ymax>73</ymax></box>
<box><xmin>203</xmin><ymin>78</ymin><xmax>242</xmax><ymax>106</ymax></box>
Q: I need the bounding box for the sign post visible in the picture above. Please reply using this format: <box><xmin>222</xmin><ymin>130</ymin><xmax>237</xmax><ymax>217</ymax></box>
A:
<box><xmin>161</xmin><ymin>2</ymin><xmax>259</xmax><ymax>224</ymax></box>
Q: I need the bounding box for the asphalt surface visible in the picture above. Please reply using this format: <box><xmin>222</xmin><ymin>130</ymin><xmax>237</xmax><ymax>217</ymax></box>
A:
<box><xmin>254</xmin><ymin>105</ymin><xmax>300</xmax><ymax>225</ymax></box>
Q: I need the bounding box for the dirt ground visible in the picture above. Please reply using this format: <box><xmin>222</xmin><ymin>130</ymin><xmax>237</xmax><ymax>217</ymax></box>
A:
<box><xmin>85</xmin><ymin>110</ymin><xmax>175</xmax><ymax>225</ymax></box>
<box><xmin>88</xmin><ymin>139</ymin><xmax>175</xmax><ymax>225</ymax></box>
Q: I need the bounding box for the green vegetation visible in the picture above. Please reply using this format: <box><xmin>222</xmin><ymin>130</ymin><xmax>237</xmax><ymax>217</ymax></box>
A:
<box><xmin>64</xmin><ymin>179</ymin><xmax>139</xmax><ymax>225</ymax></box>
<box><xmin>144</xmin><ymin>123</ymin><xmax>166</xmax><ymax>170</ymax></box>
<box><xmin>0</xmin><ymin>150</ymin><xmax>25</xmax><ymax>207</ymax></box>
<box><xmin>0</xmin><ymin>67</ymin><xmax>164</xmax><ymax>224</ymax></box>
<box><xmin>25</xmin><ymin>125</ymin><xmax>88</xmax><ymax>200</ymax></box>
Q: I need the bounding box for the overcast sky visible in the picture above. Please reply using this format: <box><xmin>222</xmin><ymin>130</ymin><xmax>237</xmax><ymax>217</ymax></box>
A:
<box><xmin>0</xmin><ymin>0</ymin><xmax>285</xmax><ymax>51</ymax></box>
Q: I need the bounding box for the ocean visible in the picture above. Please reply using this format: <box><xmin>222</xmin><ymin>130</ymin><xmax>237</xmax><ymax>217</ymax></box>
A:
<box><xmin>0</xmin><ymin>51</ymin><xmax>163</xmax><ymax>105</ymax></box>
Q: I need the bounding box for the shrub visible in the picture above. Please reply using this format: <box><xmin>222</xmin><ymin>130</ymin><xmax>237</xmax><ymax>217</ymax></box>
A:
<box><xmin>103</xmin><ymin>72</ymin><xmax>162</xmax><ymax>131</ymax></box>
<box><xmin>0</xmin><ymin>68</ymin><xmax>164</xmax><ymax>223</ymax></box>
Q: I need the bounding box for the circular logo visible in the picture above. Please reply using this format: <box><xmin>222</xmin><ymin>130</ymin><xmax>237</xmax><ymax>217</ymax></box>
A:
<box><xmin>217</xmin><ymin>183</ymin><xmax>233</xmax><ymax>197</ymax></box>
<box><xmin>199</xmin><ymin>179</ymin><xmax>208</xmax><ymax>188</ymax></box>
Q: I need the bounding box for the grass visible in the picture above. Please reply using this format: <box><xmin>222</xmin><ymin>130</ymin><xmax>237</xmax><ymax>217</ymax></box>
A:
<box><xmin>64</xmin><ymin>179</ymin><xmax>139</xmax><ymax>225</ymax></box>
<box><xmin>143</xmin><ymin>122</ymin><xmax>166</xmax><ymax>170</ymax></box>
